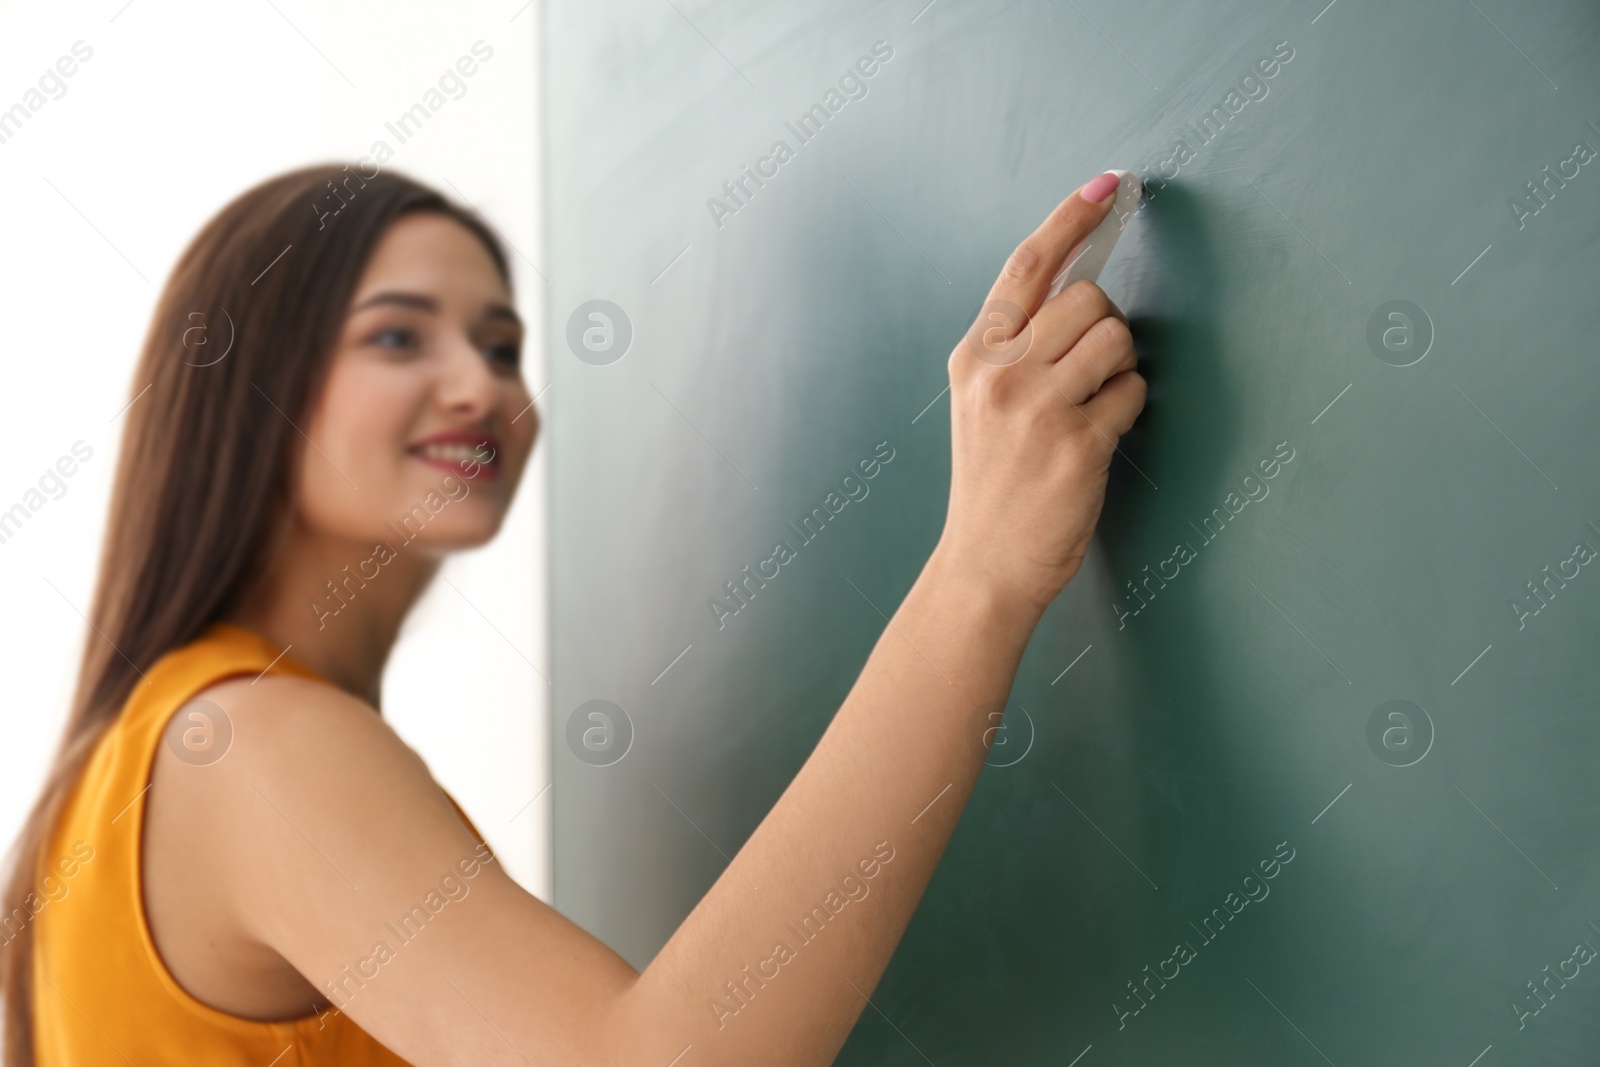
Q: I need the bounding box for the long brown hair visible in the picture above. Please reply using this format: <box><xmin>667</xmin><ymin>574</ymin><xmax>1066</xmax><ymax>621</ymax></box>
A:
<box><xmin>0</xmin><ymin>162</ymin><xmax>510</xmax><ymax>1065</ymax></box>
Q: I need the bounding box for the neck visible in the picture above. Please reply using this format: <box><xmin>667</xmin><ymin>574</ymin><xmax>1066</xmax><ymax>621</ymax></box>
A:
<box><xmin>224</xmin><ymin>518</ymin><xmax>441</xmax><ymax>709</ymax></box>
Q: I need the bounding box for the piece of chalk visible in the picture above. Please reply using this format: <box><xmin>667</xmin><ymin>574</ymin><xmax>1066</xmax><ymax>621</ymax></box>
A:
<box><xmin>1046</xmin><ymin>169</ymin><xmax>1142</xmax><ymax>297</ymax></box>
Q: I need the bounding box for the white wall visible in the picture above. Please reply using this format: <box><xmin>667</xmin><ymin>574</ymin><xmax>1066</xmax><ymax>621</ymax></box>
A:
<box><xmin>0</xmin><ymin>2</ymin><xmax>549</xmax><ymax>896</ymax></box>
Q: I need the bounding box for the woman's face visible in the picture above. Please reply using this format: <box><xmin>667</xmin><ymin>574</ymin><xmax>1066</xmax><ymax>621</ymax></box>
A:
<box><xmin>296</xmin><ymin>211</ymin><xmax>536</xmax><ymax>555</ymax></box>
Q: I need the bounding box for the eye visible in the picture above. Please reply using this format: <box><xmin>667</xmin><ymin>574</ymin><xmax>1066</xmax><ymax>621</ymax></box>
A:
<box><xmin>370</xmin><ymin>325</ymin><xmax>419</xmax><ymax>351</ymax></box>
<box><xmin>485</xmin><ymin>339</ymin><xmax>522</xmax><ymax>368</ymax></box>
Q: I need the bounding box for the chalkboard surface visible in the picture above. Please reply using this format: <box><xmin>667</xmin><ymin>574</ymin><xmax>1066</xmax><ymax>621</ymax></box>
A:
<box><xmin>546</xmin><ymin>2</ymin><xmax>1600</xmax><ymax>1062</ymax></box>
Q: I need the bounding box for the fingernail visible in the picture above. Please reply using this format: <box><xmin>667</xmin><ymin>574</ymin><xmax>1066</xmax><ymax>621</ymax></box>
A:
<box><xmin>1079</xmin><ymin>171</ymin><xmax>1119</xmax><ymax>203</ymax></box>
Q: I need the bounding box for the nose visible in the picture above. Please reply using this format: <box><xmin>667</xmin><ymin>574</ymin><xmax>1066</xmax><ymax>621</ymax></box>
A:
<box><xmin>436</xmin><ymin>331</ymin><xmax>501</xmax><ymax>421</ymax></box>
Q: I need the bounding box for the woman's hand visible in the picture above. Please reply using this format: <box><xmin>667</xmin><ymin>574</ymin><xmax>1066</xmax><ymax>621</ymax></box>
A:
<box><xmin>936</xmin><ymin>172</ymin><xmax>1147</xmax><ymax>612</ymax></box>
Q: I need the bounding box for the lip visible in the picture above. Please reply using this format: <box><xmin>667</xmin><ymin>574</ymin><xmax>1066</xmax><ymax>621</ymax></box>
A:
<box><xmin>406</xmin><ymin>429</ymin><xmax>503</xmax><ymax>482</ymax></box>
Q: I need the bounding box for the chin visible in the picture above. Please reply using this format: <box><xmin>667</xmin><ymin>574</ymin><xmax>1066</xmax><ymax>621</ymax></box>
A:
<box><xmin>401</xmin><ymin>519</ymin><xmax>505</xmax><ymax>553</ymax></box>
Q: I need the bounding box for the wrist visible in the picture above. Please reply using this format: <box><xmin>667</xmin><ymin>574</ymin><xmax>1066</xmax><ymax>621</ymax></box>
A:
<box><xmin>918</xmin><ymin>542</ymin><xmax>1052</xmax><ymax>636</ymax></box>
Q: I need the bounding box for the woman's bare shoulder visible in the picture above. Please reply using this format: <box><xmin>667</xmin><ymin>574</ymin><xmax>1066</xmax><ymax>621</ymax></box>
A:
<box><xmin>174</xmin><ymin>671</ymin><xmax>431</xmax><ymax>777</ymax></box>
<box><xmin>147</xmin><ymin>672</ymin><xmax>465</xmax><ymax>945</ymax></box>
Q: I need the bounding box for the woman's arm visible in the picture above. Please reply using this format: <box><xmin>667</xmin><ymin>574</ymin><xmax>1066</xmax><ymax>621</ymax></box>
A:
<box><xmin>151</xmin><ymin>174</ymin><xmax>1142</xmax><ymax>1067</ymax></box>
<box><xmin>621</xmin><ymin>173</ymin><xmax>1145</xmax><ymax>1062</ymax></box>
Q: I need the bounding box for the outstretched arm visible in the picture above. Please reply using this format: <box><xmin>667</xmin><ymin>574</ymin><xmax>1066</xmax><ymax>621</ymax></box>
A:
<box><xmin>622</xmin><ymin>169</ymin><xmax>1146</xmax><ymax>1063</ymax></box>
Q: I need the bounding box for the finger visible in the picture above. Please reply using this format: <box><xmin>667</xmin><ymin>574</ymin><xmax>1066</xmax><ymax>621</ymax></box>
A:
<box><xmin>1049</xmin><ymin>316</ymin><xmax>1137</xmax><ymax>406</ymax></box>
<box><xmin>1029</xmin><ymin>279</ymin><xmax>1126</xmax><ymax>365</ymax></box>
<box><xmin>1080</xmin><ymin>369</ymin><xmax>1147</xmax><ymax>439</ymax></box>
<box><xmin>984</xmin><ymin>172</ymin><xmax>1122</xmax><ymax>322</ymax></box>
<box><xmin>1050</xmin><ymin>278</ymin><xmax>1127</xmax><ymax>327</ymax></box>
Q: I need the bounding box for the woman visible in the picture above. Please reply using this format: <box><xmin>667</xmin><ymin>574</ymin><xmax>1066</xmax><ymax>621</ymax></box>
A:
<box><xmin>0</xmin><ymin>163</ymin><xmax>1142</xmax><ymax>1066</ymax></box>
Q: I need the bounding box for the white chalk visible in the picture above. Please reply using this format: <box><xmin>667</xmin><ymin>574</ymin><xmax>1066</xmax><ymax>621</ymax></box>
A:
<box><xmin>1046</xmin><ymin>169</ymin><xmax>1142</xmax><ymax>296</ymax></box>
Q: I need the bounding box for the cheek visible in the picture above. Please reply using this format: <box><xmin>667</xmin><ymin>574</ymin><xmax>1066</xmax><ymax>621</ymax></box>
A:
<box><xmin>501</xmin><ymin>385</ymin><xmax>540</xmax><ymax>471</ymax></box>
<box><xmin>299</xmin><ymin>359</ymin><xmax>426</xmax><ymax>533</ymax></box>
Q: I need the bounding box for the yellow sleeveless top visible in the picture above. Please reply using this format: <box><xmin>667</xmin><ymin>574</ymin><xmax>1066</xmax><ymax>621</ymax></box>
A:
<box><xmin>32</xmin><ymin>621</ymin><xmax>481</xmax><ymax>1066</ymax></box>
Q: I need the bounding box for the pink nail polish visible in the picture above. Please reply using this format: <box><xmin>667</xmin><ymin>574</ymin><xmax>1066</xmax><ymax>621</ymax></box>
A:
<box><xmin>1079</xmin><ymin>172</ymin><xmax>1119</xmax><ymax>203</ymax></box>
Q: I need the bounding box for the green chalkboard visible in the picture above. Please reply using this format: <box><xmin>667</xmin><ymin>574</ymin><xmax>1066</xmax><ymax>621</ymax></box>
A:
<box><xmin>547</xmin><ymin>1</ymin><xmax>1600</xmax><ymax>1062</ymax></box>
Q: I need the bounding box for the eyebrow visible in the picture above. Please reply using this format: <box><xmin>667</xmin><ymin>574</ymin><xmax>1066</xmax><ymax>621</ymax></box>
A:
<box><xmin>349</xmin><ymin>290</ymin><xmax>522</xmax><ymax>329</ymax></box>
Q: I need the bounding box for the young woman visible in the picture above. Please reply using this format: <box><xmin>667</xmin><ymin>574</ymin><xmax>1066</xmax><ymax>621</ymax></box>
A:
<box><xmin>0</xmin><ymin>163</ymin><xmax>1142</xmax><ymax>1066</ymax></box>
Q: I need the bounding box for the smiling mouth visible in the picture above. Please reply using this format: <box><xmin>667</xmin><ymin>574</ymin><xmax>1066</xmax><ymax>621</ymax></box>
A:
<box><xmin>407</xmin><ymin>441</ymin><xmax>500</xmax><ymax>481</ymax></box>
